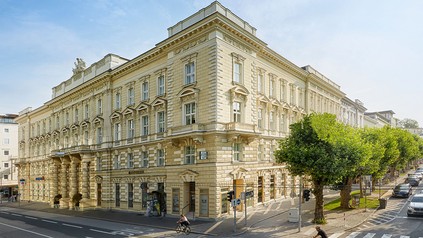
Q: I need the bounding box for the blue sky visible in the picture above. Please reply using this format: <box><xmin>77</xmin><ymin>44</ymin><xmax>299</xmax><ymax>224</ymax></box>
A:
<box><xmin>1</xmin><ymin>0</ymin><xmax>422</xmax><ymax>126</ymax></box>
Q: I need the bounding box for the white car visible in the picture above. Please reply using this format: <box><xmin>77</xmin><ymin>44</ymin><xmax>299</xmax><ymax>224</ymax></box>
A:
<box><xmin>408</xmin><ymin>194</ymin><xmax>423</xmax><ymax>217</ymax></box>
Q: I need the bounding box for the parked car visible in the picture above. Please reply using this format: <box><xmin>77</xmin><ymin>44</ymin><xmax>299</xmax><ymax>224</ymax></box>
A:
<box><xmin>410</xmin><ymin>173</ymin><xmax>422</xmax><ymax>180</ymax></box>
<box><xmin>392</xmin><ymin>183</ymin><xmax>412</xmax><ymax>198</ymax></box>
<box><xmin>408</xmin><ymin>194</ymin><xmax>423</xmax><ymax>217</ymax></box>
<box><xmin>415</xmin><ymin>168</ymin><xmax>423</xmax><ymax>175</ymax></box>
<box><xmin>406</xmin><ymin>175</ymin><xmax>420</xmax><ymax>187</ymax></box>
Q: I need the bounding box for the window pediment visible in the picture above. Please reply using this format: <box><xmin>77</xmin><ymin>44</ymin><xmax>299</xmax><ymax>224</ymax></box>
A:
<box><xmin>80</xmin><ymin>120</ymin><xmax>90</xmax><ymax>127</ymax></box>
<box><xmin>92</xmin><ymin>116</ymin><xmax>104</xmax><ymax>124</ymax></box>
<box><xmin>179</xmin><ymin>169</ymin><xmax>199</xmax><ymax>182</ymax></box>
<box><xmin>151</xmin><ymin>98</ymin><xmax>167</xmax><ymax>109</ymax></box>
<box><xmin>110</xmin><ymin>111</ymin><xmax>122</xmax><ymax>120</ymax></box>
<box><xmin>122</xmin><ymin>107</ymin><xmax>136</xmax><ymax>116</ymax></box>
<box><xmin>177</xmin><ymin>87</ymin><xmax>199</xmax><ymax>100</ymax></box>
<box><xmin>136</xmin><ymin>102</ymin><xmax>150</xmax><ymax>114</ymax></box>
<box><xmin>257</xmin><ymin>94</ymin><xmax>270</xmax><ymax>104</ymax></box>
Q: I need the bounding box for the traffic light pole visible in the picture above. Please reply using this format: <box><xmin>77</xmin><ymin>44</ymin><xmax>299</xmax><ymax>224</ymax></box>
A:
<box><xmin>233</xmin><ymin>185</ymin><xmax>237</xmax><ymax>233</ymax></box>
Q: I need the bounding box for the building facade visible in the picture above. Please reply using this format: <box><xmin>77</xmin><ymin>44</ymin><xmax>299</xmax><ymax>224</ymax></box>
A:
<box><xmin>0</xmin><ymin>114</ymin><xmax>19</xmax><ymax>199</ymax></box>
<box><xmin>15</xmin><ymin>2</ymin><xmax>344</xmax><ymax>218</ymax></box>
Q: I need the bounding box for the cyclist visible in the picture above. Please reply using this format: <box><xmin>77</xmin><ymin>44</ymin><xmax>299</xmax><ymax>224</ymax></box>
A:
<box><xmin>313</xmin><ymin>226</ymin><xmax>328</xmax><ymax>238</ymax></box>
<box><xmin>177</xmin><ymin>214</ymin><xmax>190</xmax><ymax>230</ymax></box>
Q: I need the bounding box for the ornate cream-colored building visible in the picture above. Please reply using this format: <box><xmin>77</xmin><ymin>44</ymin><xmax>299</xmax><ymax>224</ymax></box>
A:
<box><xmin>15</xmin><ymin>1</ymin><xmax>344</xmax><ymax>219</ymax></box>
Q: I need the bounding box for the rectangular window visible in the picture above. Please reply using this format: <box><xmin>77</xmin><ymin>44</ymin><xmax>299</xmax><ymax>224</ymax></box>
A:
<box><xmin>127</xmin><ymin>119</ymin><xmax>135</xmax><ymax>143</ymax></box>
<box><xmin>128</xmin><ymin>88</ymin><xmax>135</xmax><ymax>106</ymax></box>
<box><xmin>115</xmin><ymin>92</ymin><xmax>121</xmax><ymax>109</ymax></box>
<box><xmin>270</xmin><ymin>79</ymin><xmax>275</xmax><ymax>97</ymax></box>
<box><xmin>258</xmin><ymin>144</ymin><xmax>263</xmax><ymax>161</ymax></box>
<box><xmin>141</xmin><ymin>116</ymin><xmax>149</xmax><ymax>136</ymax></box>
<box><xmin>114</xmin><ymin>123</ymin><xmax>121</xmax><ymax>145</ymax></box>
<box><xmin>142</xmin><ymin>82</ymin><xmax>149</xmax><ymax>101</ymax></box>
<box><xmin>3</xmin><ymin>150</ymin><xmax>9</xmax><ymax>156</ymax></box>
<box><xmin>185</xmin><ymin>62</ymin><xmax>195</xmax><ymax>84</ymax></box>
<box><xmin>141</xmin><ymin>183</ymin><xmax>148</xmax><ymax>209</ymax></box>
<box><xmin>233</xmin><ymin>143</ymin><xmax>241</xmax><ymax>162</ymax></box>
<box><xmin>157</xmin><ymin>149</ymin><xmax>164</xmax><ymax>166</ymax></box>
<box><xmin>141</xmin><ymin>151</ymin><xmax>149</xmax><ymax>168</ymax></box>
<box><xmin>128</xmin><ymin>183</ymin><xmax>134</xmax><ymax>208</ymax></box>
<box><xmin>4</xmin><ymin>163</ymin><xmax>9</xmax><ymax>168</ymax></box>
<box><xmin>258</xmin><ymin>74</ymin><xmax>264</xmax><ymax>93</ymax></box>
<box><xmin>184</xmin><ymin>103</ymin><xmax>196</xmax><ymax>125</ymax></box>
<box><xmin>127</xmin><ymin>153</ymin><xmax>134</xmax><ymax>168</ymax></box>
<box><xmin>56</xmin><ymin>116</ymin><xmax>60</xmax><ymax>129</ymax></box>
<box><xmin>96</xmin><ymin>127</ymin><xmax>102</xmax><ymax>145</ymax></box>
<box><xmin>270</xmin><ymin>111</ymin><xmax>275</xmax><ymax>130</ymax></box>
<box><xmin>113</xmin><ymin>155</ymin><xmax>120</xmax><ymax>169</ymax></box>
<box><xmin>172</xmin><ymin>188</ymin><xmax>180</xmax><ymax>213</ymax></box>
<box><xmin>157</xmin><ymin>75</ymin><xmax>165</xmax><ymax>96</ymax></box>
<box><xmin>233</xmin><ymin>62</ymin><xmax>242</xmax><ymax>83</ymax></box>
<box><xmin>85</xmin><ymin>104</ymin><xmax>89</xmax><ymax>119</ymax></box>
<box><xmin>233</xmin><ymin>102</ymin><xmax>241</xmax><ymax>123</ymax></box>
<box><xmin>258</xmin><ymin>108</ymin><xmax>263</xmax><ymax>129</ymax></box>
<box><xmin>115</xmin><ymin>183</ymin><xmax>120</xmax><ymax>207</ymax></box>
<box><xmin>74</xmin><ymin>109</ymin><xmax>79</xmax><ymax>123</ymax></box>
<box><xmin>3</xmin><ymin>139</ymin><xmax>9</xmax><ymax>145</ymax></box>
<box><xmin>4</xmin><ymin>128</ymin><xmax>9</xmax><ymax>133</ymax></box>
<box><xmin>184</xmin><ymin>146</ymin><xmax>195</xmax><ymax>164</ymax></box>
<box><xmin>97</xmin><ymin>99</ymin><xmax>102</xmax><ymax>115</ymax></box>
<box><xmin>157</xmin><ymin>111</ymin><xmax>165</xmax><ymax>133</ymax></box>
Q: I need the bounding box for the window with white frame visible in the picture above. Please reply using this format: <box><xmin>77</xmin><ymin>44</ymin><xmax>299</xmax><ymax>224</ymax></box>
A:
<box><xmin>270</xmin><ymin>111</ymin><xmax>276</xmax><ymax>130</ymax></box>
<box><xmin>157</xmin><ymin>149</ymin><xmax>164</xmax><ymax>166</ymax></box>
<box><xmin>258</xmin><ymin>73</ymin><xmax>264</xmax><ymax>93</ymax></box>
<box><xmin>270</xmin><ymin>79</ymin><xmax>275</xmax><ymax>97</ymax></box>
<box><xmin>233</xmin><ymin>102</ymin><xmax>241</xmax><ymax>123</ymax></box>
<box><xmin>185</xmin><ymin>62</ymin><xmax>195</xmax><ymax>85</ymax></box>
<box><xmin>141</xmin><ymin>151</ymin><xmax>148</xmax><ymax>168</ymax></box>
<box><xmin>4</xmin><ymin>162</ymin><xmax>8</xmax><ymax>168</ymax></box>
<box><xmin>157</xmin><ymin>111</ymin><xmax>165</xmax><ymax>133</ymax></box>
<box><xmin>74</xmin><ymin>109</ymin><xmax>79</xmax><ymax>123</ymax></box>
<box><xmin>258</xmin><ymin>108</ymin><xmax>263</xmax><ymax>129</ymax></box>
<box><xmin>141</xmin><ymin>116</ymin><xmax>149</xmax><ymax>136</ymax></box>
<box><xmin>157</xmin><ymin>75</ymin><xmax>165</xmax><ymax>96</ymax></box>
<box><xmin>56</xmin><ymin>116</ymin><xmax>60</xmax><ymax>129</ymax></box>
<box><xmin>85</xmin><ymin>104</ymin><xmax>89</xmax><ymax>119</ymax></box>
<box><xmin>127</xmin><ymin>119</ymin><xmax>135</xmax><ymax>142</ymax></box>
<box><xmin>270</xmin><ymin>144</ymin><xmax>275</xmax><ymax>161</ymax></box>
<box><xmin>113</xmin><ymin>155</ymin><xmax>120</xmax><ymax>169</ymax></box>
<box><xmin>4</xmin><ymin>128</ymin><xmax>8</xmax><ymax>133</ymax></box>
<box><xmin>142</xmin><ymin>82</ymin><xmax>149</xmax><ymax>101</ymax></box>
<box><xmin>4</xmin><ymin>150</ymin><xmax>9</xmax><ymax>156</ymax></box>
<box><xmin>128</xmin><ymin>87</ymin><xmax>135</xmax><ymax>106</ymax></box>
<box><xmin>114</xmin><ymin>123</ymin><xmax>121</xmax><ymax>144</ymax></box>
<box><xmin>3</xmin><ymin>138</ymin><xmax>9</xmax><ymax>145</ymax></box>
<box><xmin>280</xmin><ymin>112</ymin><xmax>286</xmax><ymax>132</ymax></box>
<box><xmin>115</xmin><ymin>92</ymin><xmax>121</xmax><ymax>109</ymax></box>
<box><xmin>127</xmin><ymin>153</ymin><xmax>134</xmax><ymax>168</ymax></box>
<box><xmin>96</xmin><ymin>127</ymin><xmax>102</xmax><ymax>145</ymax></box>
<box><xmin>290</xmin><ymin>84</ymin><xmax>295</xmax><ymax>105</ymax></box>
<box><xmin>184</xmin><ymin>102</ymin><xmax>196</xmax><ymax>125</ymax></box>
<box><xmin>97</xmin><ymin>99</ymin><xmax>102</xmax><ymax>115</ymax></box>
<box><xmin>233</xmin><ymin>143</ymin><xmax>242</xmax><ymax>162</ymax></box>
<box><xmin>233</xmin><ymin>62</ymin><xmax>242</xmax><ymax>84</ymax></box>
<box><xmin>84</xmin><ymin>131</ymin><xmax>89</xmax><ymax>145</ymax></box>
<box><xmin>184</xmin><ymin>146</ymin><xmax>195</xmax><ymax>164</ymax></box>
<box><xmin>66</xmin><ymin>112</ymin><xmax>69</xmax><ymax>125</ymax></box>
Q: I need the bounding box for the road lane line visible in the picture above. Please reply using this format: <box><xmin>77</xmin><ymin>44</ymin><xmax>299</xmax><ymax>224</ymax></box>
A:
<box><xmin>11</xmin><ymin>213</ymin><xmax>22</xmax><ymax>217</ymax></box>
<box><xmin>0</xmin><ymin>221</ymin><xmax>54</xmax><ymax>238</ymax></box>
<box><xmin>204</xmin><ymin>220</ymin><xmax>223</xmax><ymax>234</ymax></box>
<box><xmin>62</xmin><ymin>223</ymin><xmax>82</xmax><ymax>228</ymax></box>
<box><xmin>381</xmin><ymin>234</ymin><xmax>392</xmax><ymax>238</ymax></box>
<box><xmin>89</xmin><ymin>229</ymin><xmax>113</xmax><ymax>234</ymax></box>
<box><xmin>41</xmin><ymin>219</ymin><xmax>57</xmax><ymax>224</ymax></box>
<box><xmin>25</xmin><ymin>216</ymin><xmax>38</xmax><ymax>220</ymax></box>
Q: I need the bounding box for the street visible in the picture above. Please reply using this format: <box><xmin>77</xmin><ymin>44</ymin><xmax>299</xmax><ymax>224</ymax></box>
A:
<box><xmin>0</xmin><ymin>206</ymin><xmax>170</xmax><ymax>238</ymax></box>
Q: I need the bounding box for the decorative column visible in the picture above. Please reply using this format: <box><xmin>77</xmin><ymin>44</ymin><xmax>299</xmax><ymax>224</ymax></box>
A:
<box><xmin>80</xmin><ymin>154</ymin><xmax>92</xmax><ymax>210</ymax></box>
<box><xmin>60</xmin><ymin>157</ymin><xmax>70</xmax><ymax>208</ymax></box>
<box><xmin>69</xmin><ymin>156</ymin><xmax>80</xmax><ymax>209</ymax></box>
<box><xmin>49</xmin><ymin>159</ymin><xmax>60</xmax><ymax>207</ymax></box>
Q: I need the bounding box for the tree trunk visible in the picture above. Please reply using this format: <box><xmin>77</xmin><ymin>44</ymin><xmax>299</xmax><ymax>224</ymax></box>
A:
<box><xmin>340</xmin><ymin>177</ymin><xmax>353</xmax><ymax>209</ymax></box>
<box><xmin>313</xmin><ymin>181</ymin><xmax>325</xmax><ymax>223</ymax></box>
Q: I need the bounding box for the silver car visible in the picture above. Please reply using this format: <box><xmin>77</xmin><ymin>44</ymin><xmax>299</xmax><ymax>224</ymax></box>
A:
<box><xmin>407</xmin><ymin>194</ymin><xmax>423</xmax><ymax>216</ymax></box>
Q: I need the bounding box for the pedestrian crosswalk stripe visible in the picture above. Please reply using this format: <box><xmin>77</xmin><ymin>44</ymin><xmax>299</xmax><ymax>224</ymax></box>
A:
<box><xmin>399</xmin><ymin>236</ymin><xmax>410</xmax><ymax>238</ymax></box>
<box><xmin>362</xmin><ymin>233</ymin><xmax>376</xmax><ymax>238</ymax></box>
<box><xmin>328</xmin><ymin>232</ymin><xmax>344</xmax><ymax>238</ymax></box>
<box><xmin>346</xmin><ymin>231</ymin><xmax>361</xmax><ymax>238</ymax></box>
<box><xmin>381</xmin><ymin>234</ymin><xmax>392</xmax><ymax>238</ymax></box>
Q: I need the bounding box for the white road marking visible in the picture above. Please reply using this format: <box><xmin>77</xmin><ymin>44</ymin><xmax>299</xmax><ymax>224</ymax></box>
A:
<box><xmin>62</xmin><ymin>223</ymin><xmax>82</xmax><ymax>228</ymax></box>
<box><xmin>11</xmin><ymin>213</ymin><xmax>22</xmax><ymax>217</ymax></box>
<box><xmin>25</xmin><ymin>216</ymin><xmax>38</xmax><ymax>220</ymax></box>
<box><xmin>329</xmin><ymin>232</ymin><xmax>345</xmax><ymax>238</ymax></box>
<box><xmin>89</xmin><ymin>229</ymin><xmax>113</xmax><ymax>234</ymax></box>
<box><xmin>0</xmin><ymin>221</ymin><xmax>54</xmax><ymax>238</ymax></box>
<box><xmin>381</xmin><ymin>234</ymin><xmax>392</xmax><ymax>238</ymax></box>
<box><xmin>363</xmin><ymin>233</ymin><xmax>376</xmax><ymax>238</ymax></box>
<box><xmin>346</xmin><ymin>232</ymin><xmax>361</xmax><ymax>238</ymax></box>
<box><xmin>41</xmin><ymin>219</ymin><xmax>57</xmax><ymax>224</ymax></box>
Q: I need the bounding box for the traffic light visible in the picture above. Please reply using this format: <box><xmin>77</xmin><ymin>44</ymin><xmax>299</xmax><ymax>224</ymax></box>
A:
<box><xmin>303</xmin><ymin>189</ymin><xmax>311</xmax><ymax>201</ymax></box>
<box><xmin>227</xmin><ymin>191</ymin><xmax>234</xmax><ymax>201</ymax></box>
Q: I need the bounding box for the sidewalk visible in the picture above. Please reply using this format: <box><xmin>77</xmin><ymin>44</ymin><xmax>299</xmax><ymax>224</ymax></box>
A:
<box><xmin>0</xmin><ymin>172</ymin><xmax>411</xmax><ymax>238</ymax></box>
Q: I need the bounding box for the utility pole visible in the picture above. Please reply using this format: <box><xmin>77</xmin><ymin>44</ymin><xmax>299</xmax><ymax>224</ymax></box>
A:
<box><xmin>233</xmin><ymin>183</ymin><xmax>237</xmax><ymax>233</ymax></box>
<box><xmin>298</xmin><ymin>176</ymin><xmax>302</xmax><ymax>232</ymax></box>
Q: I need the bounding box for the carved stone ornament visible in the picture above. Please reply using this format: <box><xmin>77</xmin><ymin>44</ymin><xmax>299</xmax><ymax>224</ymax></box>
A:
<box><xmin>72</xmin><ymin>58</ymin><xmax>86</xmax><ymax>75</ymax></box>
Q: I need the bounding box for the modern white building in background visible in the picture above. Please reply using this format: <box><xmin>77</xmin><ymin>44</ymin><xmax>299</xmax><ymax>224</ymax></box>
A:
<box><xmin>0</xmin><ymin>114</ymin><xmax>19</xmax><ymax>198</ymax></box>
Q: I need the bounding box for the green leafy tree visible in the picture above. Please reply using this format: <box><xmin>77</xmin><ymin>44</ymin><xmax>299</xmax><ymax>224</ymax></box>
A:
<box><xmin>399</xmin><ymin>118</ymin><xmax>419</xmax><ymax>129</ymax></box>
<box><xmin>275</xmin><ymin>113</ymin><xmax>352</xmax><ymax>222</ymax></box>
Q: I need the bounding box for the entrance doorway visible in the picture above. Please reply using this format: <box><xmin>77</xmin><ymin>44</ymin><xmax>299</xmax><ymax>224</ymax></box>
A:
<box><xmin>97</xmin><ymin>183</ymin><xmax>102</xmax><ymax>206</ymax></box>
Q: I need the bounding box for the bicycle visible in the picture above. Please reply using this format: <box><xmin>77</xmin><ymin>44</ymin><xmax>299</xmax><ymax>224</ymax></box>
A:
<box><xmin>175</xmin><ymin>223</ymin><xmax>191</xmax><ymax>234</ymax></box>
